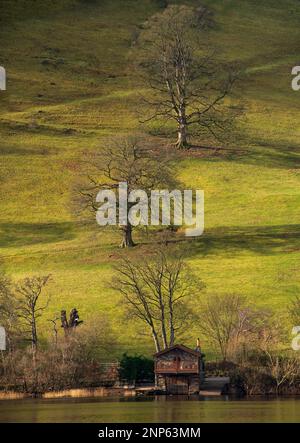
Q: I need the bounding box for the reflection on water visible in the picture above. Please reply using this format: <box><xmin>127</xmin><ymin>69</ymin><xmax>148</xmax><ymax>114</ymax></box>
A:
<box><xmin>0</xmin><ymin>396</ymin><xmax>300</xmax><ymax>423</ymax></box>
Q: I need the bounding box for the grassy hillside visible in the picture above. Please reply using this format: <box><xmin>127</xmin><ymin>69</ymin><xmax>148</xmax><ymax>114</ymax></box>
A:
<box><xmin>1</xmin><ymin>0</ymin><xmax>300</xmax><ymax>358</ymax></box>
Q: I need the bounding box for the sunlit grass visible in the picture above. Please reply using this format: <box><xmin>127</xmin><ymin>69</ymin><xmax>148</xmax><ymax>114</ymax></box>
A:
<box><xmin>0</xmin><ymin>0</ymin><xmax>300</xmax><ymax>357</ymax></box>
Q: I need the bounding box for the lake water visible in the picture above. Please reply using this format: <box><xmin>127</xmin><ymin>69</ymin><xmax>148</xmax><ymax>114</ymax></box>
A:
<box><xmin>0</xmin><ymin>396</ymin><xmax>300</xmax><ymax>423</ymax></box>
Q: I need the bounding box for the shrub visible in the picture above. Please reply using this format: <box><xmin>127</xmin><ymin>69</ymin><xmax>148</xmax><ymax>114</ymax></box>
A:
<box><xmin>230</xmin><ymin>366</ymin><xmax>275</xmax><ymax>396</ymax></box>
<box><xmin>205</xmin><ymin>360</ymin><xmax>237</xmax><ymax>377</ymax></box>
<box><xmin>119</xmin><ymin>354</ymin><xmax>154</xmax><ymax>384</ymax></box>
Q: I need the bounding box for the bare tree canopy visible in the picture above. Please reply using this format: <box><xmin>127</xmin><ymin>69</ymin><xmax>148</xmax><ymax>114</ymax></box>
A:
<box><xmin>78</xmin><ymin>136</ymin><xmax>177</xmax><ymax>248</ymax></box>
<box><xmin>16</xmin><ymin>275</ymin><xmax>51</xmax><ymax>351</ymax></box>
<box><xmin>113</xmin><ymin>248</ymin><xmax>204</xmax><ymax>352</ymax></box>
<box><xmin>197</xmin><ymin>293</ymin><xmax>266</xmax><ymax>361</ymax></box>
<box><xmin>135</xmin><ymin>4</ymin><xmax>241</xmax><ymax>149</ymax></box>
<box><xmin>0</xmin><ymin>274</ymin><xmax>19</xmax><ymax>347</ymax></box>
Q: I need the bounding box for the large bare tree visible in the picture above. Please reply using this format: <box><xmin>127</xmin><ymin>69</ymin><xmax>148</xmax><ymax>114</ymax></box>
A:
<box><xmin>78</xmin><ymin>137</ymin><xmax>176</xmax><ymax>248</ymax></box>
<box><xmin>136</xmin><ymin>4</ymin><xmax>240</xmax><ymax>149</ymax></box>
<box><xmin>16</xmin><ymin>275</ymin><xmax>51</xmax><ymax>352</ymax></box>
<box><xmin>114</xmin><ymin>249</ymin><xmax>203</xmax><ymax>352</ymax></box>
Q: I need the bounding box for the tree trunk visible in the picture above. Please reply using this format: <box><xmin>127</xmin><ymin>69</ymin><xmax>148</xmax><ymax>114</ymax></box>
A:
<box><xmin>152</xmin><ymin>328</ymin><xmax>161</xmax><ymax>353</ymax></box>
<box><xmin>161</xmin><ymin>317</ymin><xmax>168</xmax><ymax>350</ymax></box>
<box><xmin>31</xmin><ymin>316</ymin><xmax>38</xmax><ymax>352</ymax></box>
<box><xmin>169</xmin><ymin>297</ymin><xmax>175</xmax><ymax>347</ymax></box>
<box><xmin>176</xmin><ymin>114</ymin><xmax>189</xmax><ymax>149</ymax></box>
<box><xmin>120</xmin><ymin>224</ymin><xmax>135</xmax><ymax>248</ymax></box>
<box><xmin>169</xmin><ymin>319</ymin><xmax>175</xmax><ymax>348</ymax></box>
<box><xmin>61</xmin><ymin>310</ymin><xmax>69</xmax><ymax>336</ymax></box>
<box><xmin>158</xmin><ymin>292</ymin><xmax>168</xmax><ymax>349</ymax></box>
<box><xmin>31</xmin><ymin>317</ymin><xmax>37</xmax><ymax>367</ymax></box>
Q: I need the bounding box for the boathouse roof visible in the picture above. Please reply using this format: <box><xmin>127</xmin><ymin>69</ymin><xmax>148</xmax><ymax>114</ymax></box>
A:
<box><xmin>154</xmin><ymin>344</ymin><xmax>201</xmax><ymax>358</ymax></box>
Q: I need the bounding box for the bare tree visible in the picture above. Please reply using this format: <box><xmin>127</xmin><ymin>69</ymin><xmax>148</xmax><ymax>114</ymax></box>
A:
<box><xmin>136</xmin><ymin>4</ymin><xmax>240</xmax><ymax>149</ymax></box>
<box><xmin>78</xmin><ymin>136</ymin><xmax>176</xmax><ymax>248</ymax></box>
<box><xmin>16</xmin><ymin>275</ymin><xmax>51</xmax><ymax>352</ymax></box>
<box><xmin>197</xmin><ymin>294</ymin><xmax>260</xmax><ymax>361</ymax></box>
<box><xmin>266</xmin><ymin>354</ymin><xmax>300</xmax><ymax>394</ymax></box>
<box><xmin>114</xmin><ymin>248</ymin><xmax>203</xmax><ymax>352</ymax></box>
<box><xmin>48</xmin><ymin>316</ymin><xmax>60</xmax><ymax>346</ymax></box>
<box><xmin>253</xmin><ymin>315</ymin><xmax>297</xmax><ymax>393</ymax></box>
<box><xmin>0</xmin><ymin>274</ymin><xmax>19</xmax><ymax>348</ymax></box>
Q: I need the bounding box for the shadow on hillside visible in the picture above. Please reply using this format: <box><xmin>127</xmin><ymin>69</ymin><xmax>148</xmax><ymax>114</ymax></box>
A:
<box><xmin>231</xmin><ymin>142</ymin><xmax>300</xmax><ymax>170</ymax></box>
<box><xmin>1</xmin><ymin>221</ymin><xmax>299</xmax><ymax>258</ymax></box>
<box><xmin>185</xmin><ymin>134</ymin><xmax>300</xmax><ymax>170</ymax></box>
<box><xmin>159</xmin><ymin>224</ymin><xmax>300</xmax><ymax>257</ymax></box>
<box><xmin>0</xmin><ymin>119</ymin><xmax>80</xmax><ymax>141</ymax></box>
<box><xmin>186</xmin><ymin>224</ymin><xmax>300</xmax><ymax>257</ymax></box>
<box><xmin>0</xmin><ymin>145</ymin><xmax>54</xmax><ymax>156</ymax></box>
<box><xmin>0</xmin><ymin>222</ymin><xmax>76</xmax><ymax>248</ymax></box>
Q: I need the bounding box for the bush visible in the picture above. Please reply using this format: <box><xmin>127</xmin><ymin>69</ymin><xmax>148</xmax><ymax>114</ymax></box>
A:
<box><xmin>205</xmin><ymin>360</ymin><xmax>237</xmax><ymax>377</ymax></box>
<box><xmin>0</xmin><ymin>339</ymin><xmax>108</xmax><ymax>393</ymax></box>
<box><xmin>0</xmin><ymin>321</ymin><xmax>118</xmax><ymax>393</ymax></box>
<box><xmin>228</xmin><ymin>351</ymin><xmax>300</xmax><ymax>395</ymax></box>
<box><xmin>230</xmin><ymin>366</ymin><xmax>275</xmax><ymax>396</ymax></box>
<box><xmin>119</xmin><ymin>354</ymin><xmax>154</xmax><ymax>384</ymax></box>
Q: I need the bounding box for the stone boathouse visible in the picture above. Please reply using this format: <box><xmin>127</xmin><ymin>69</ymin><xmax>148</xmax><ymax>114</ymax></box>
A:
<box><xmin>154</xmin><ymin>343</ymin><xmax>205</xmax><ymax>394</ymax></box>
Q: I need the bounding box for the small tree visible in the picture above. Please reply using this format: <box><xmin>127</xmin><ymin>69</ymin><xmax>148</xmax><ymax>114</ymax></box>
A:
<box><xmin>136</xmin><ymin>4</ymin><xmax>240</xmax><ymax>149</ymax></box>
<box><xmin>114</xmin><ymin>248</ymin><xmax>203</xmax><ymax>352</ymax></box>
<box><xmin>266</xmin><ymin>354</ymin><xmax>300</xmax><ymax>394</ymax></box>
<box><xmin>48</xmin><ymin>316</ymin><xmax>60</xmax><ymax>346</ymax></box>
<box><xmin>198</xmin><ymin>294</ymin><xmax>259</xmax><ymax>361</ymax></box>
<box><xmin>253</xmin><ymin>316</ymin><xmax>296</xmax><ymax>393</ymax></box>
<box><xmin>0</xmin><ymin>274</ymin><xmax>20</xmax><ymax>348</ymax></box>
<box><xmin>78</xmin><ymin>136</ymin><xmax>176</xmax><ymax>248</ymax></box>
<box><xmin>16</xmin><ymin>275</ymin><xmax>51</xmax><ymax>352</ymax></box>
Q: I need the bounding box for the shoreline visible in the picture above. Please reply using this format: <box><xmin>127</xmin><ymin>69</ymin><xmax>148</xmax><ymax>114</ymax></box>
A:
<box><xmin>0</xmin><ymin>387</ymin><xmax>138</xmax><ymax>401</ymax></box>
<box><xmin>1</xmin><ymin>387</ymin><xmax>300</xmax><ymax>401</ymax></box>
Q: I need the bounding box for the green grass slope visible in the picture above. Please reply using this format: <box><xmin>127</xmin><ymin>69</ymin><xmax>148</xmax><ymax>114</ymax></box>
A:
<box><xmin>0</xmin><ymin>0</ymin><xmax>300</xmax><ymax>357</ymax></box>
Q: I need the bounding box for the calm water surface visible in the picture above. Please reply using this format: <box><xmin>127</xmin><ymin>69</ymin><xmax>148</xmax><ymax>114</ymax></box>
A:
<box><xmin>0</xmin><ymin>396</ymin><xmax>300</xmax><ymax>423</ymax></box>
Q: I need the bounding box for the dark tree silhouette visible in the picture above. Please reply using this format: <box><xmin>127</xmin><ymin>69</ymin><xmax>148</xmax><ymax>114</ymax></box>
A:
<box><xmin>16</xmin><ymin>275</ymin><xmax>51</xmax><ymax>352</ymax></box>
<box><xmin>78</xmin><ymin>136</ymin><xmax>176</xmax><ymax>248</ymax></box>
<box><xmin>61</xmin><ymin>308</ymin><xmax>83</xmax><ymax>336</ymax></box>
